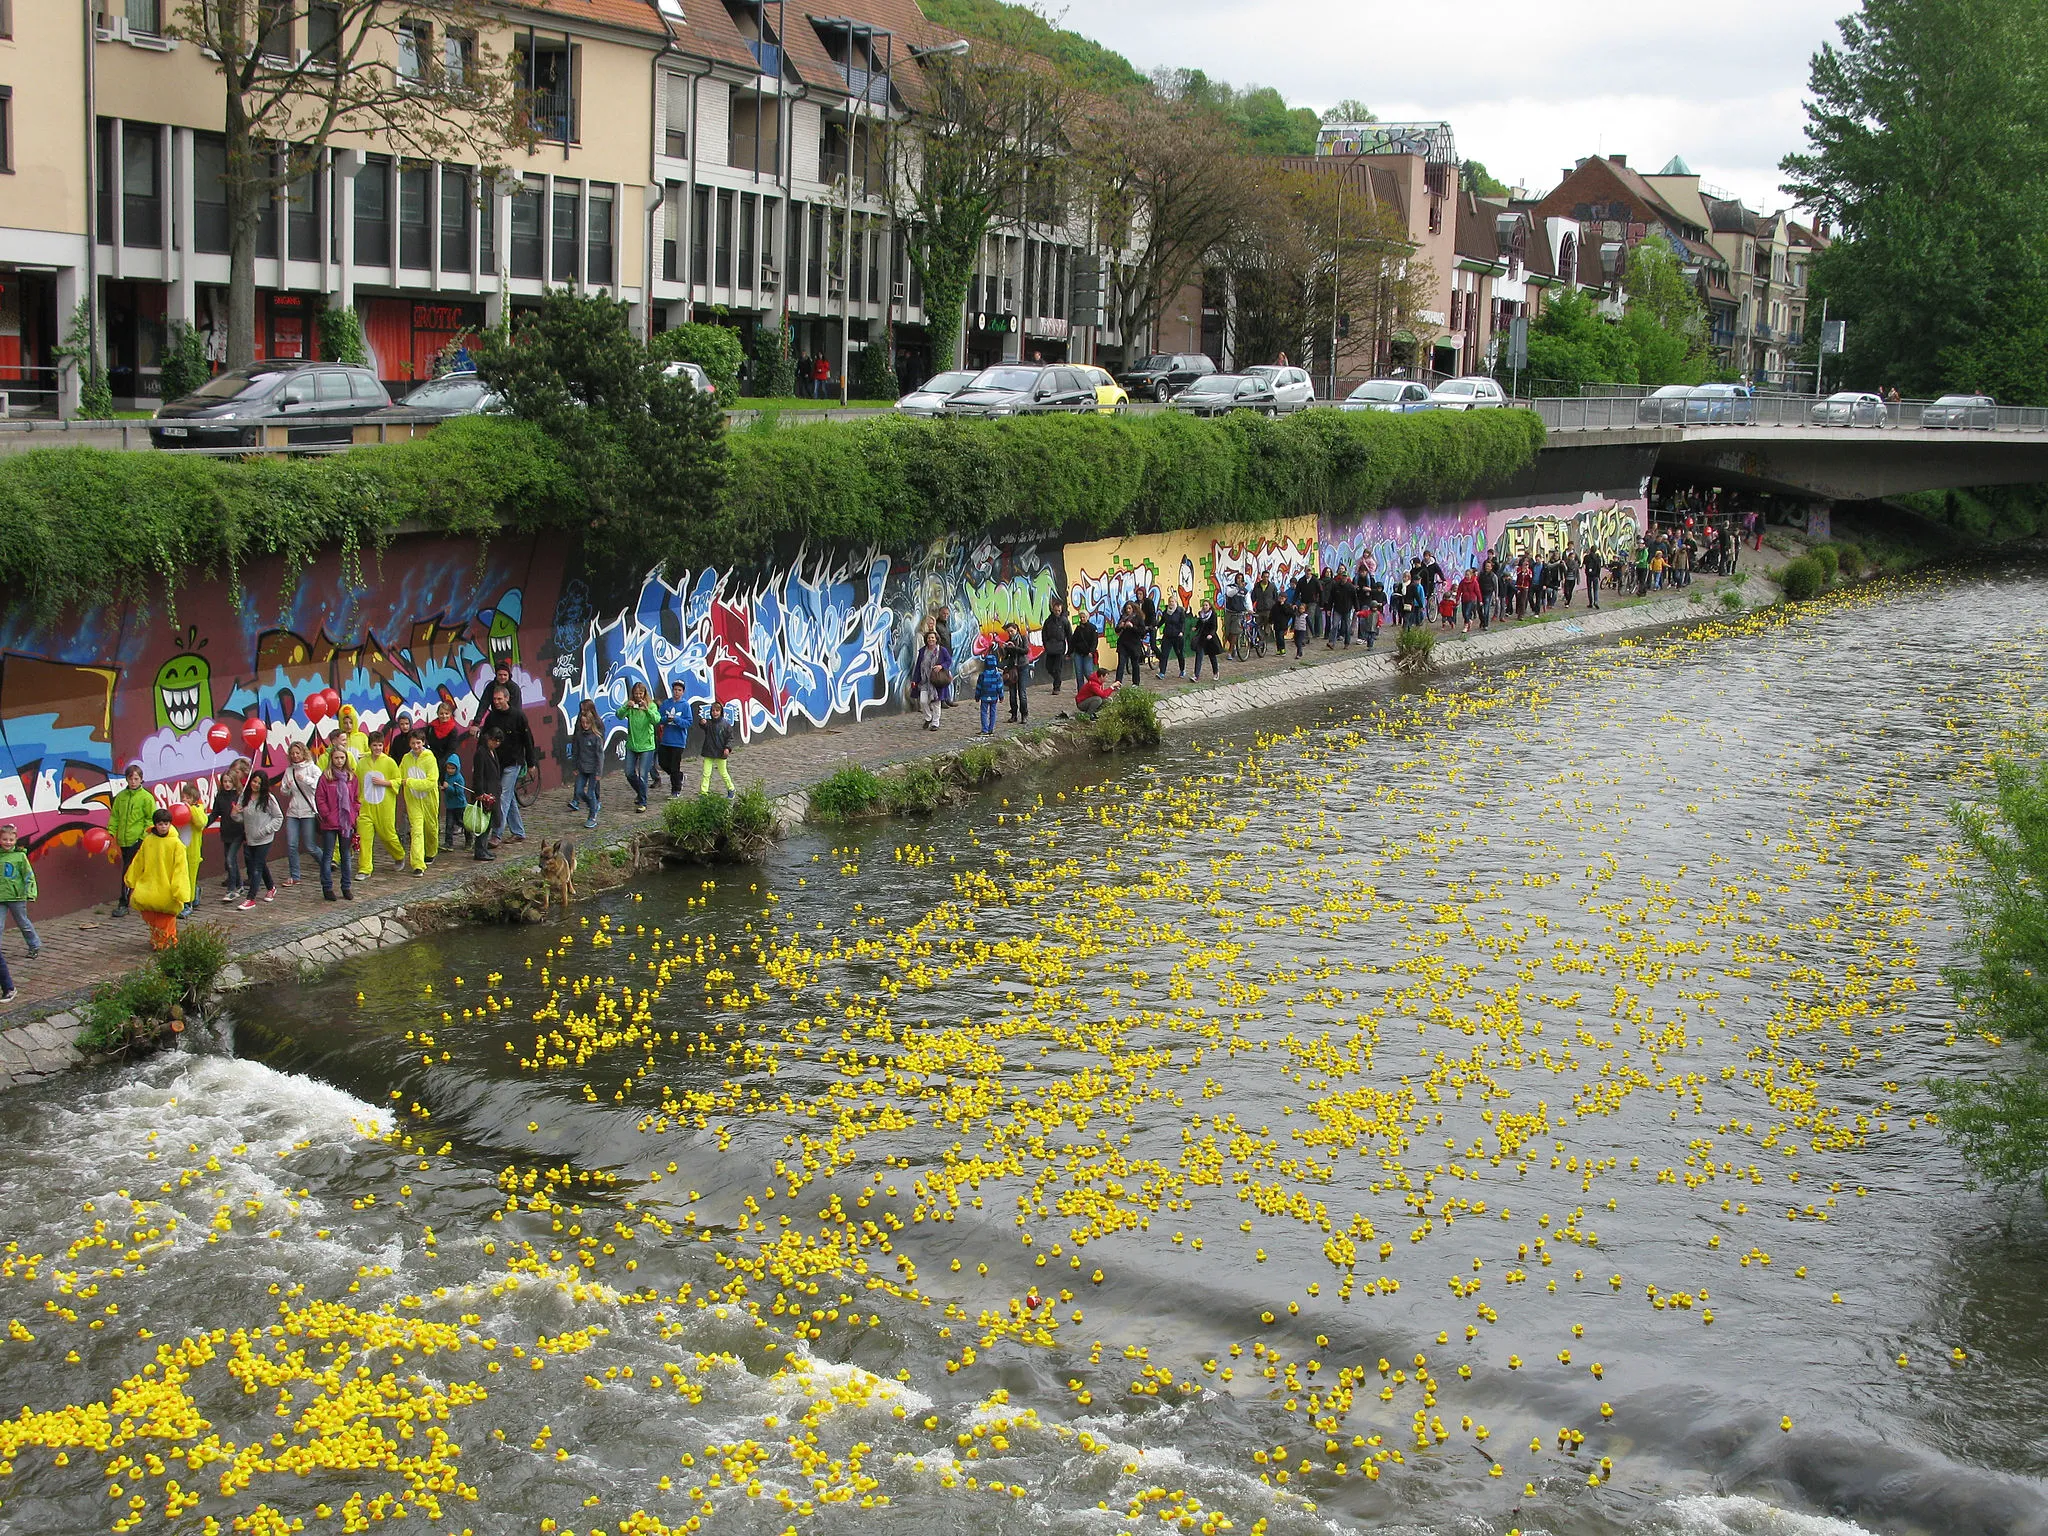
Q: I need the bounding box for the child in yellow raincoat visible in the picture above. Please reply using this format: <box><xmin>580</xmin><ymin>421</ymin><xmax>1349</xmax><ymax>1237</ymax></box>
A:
<box><xmin>398</xmin><ymin>727</ymin><xmax>440</xmax><ymax>875</ymax></box>
<box><xmin>176</xmin><ymin>782</ymin><xmax>208</xmax><ymax>918</ymax></box>
<box><xmin>354</xmin><ymin>726</ymin><xmax>405</xmax><ymax>878</ymax></box>
<box><xmin>125</xmin><ymin>809</ymin><xmax>194</xmax><ymax>950</ymax></box>
<box><xmin>322</xmin><ymin>704</ymin><xmax>371</xmax><ymax>767</ymax></box>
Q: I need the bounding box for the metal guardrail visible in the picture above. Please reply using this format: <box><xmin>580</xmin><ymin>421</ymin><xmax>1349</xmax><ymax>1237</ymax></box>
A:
<box><xmin>1533</xmin><ymin>393</ymin><xmax>2048</xmax><ymax>434</ymax></box>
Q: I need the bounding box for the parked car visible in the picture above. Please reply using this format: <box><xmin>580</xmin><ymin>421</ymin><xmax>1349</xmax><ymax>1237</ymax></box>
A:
<box><xmin>1169</xmin><ymin>373</ymin><xmax>1280</xmax><ymax>418</ymax></box>
<box><xmin>661</xmin><ymin>360</ymin><xmax>715</xmax><ymax>396</ymax></box>
<box><xmin>1810</xmin><ymin>390</ymin><xmax>1888</xmax><ymax>427</ymax></box>
<box><xmin>1429</xmin><ymin>375</ymin><xmax>1506</xmax><ymax>410</ymax></box>
<box><xmin>1078</xmin><ymin>364</ymin><xmax>1130</xmax><ymax>412</ymax></box>
<box><xmin>152</xmin><ymin>360</ymin><xmax>391</xmax><ymax>449</ymax></box>
<box><xmin>1682</xmin><ymin>382</ymin><xmax>1755</xmax><ymax>425</ymax></box>
<box><xmin>393</xmin><ymin>372</ymin><xmax>500</xmax><ymax>417</ymax></box>
<box><xmin>942</xmin><ymin>364</ymin><xmax>1099</xmax><ymax>417</ymax></box>
<box><xmin>895</xmin><ymin>370</ymin><xmax>981</xmax><ymax>416</ymax></box>
<box><xmin>1340</xmin><ymin>379</ymin><xmax>1436</xmax><ymax>413</ymax></box>
<box><xmin>1116</xmin><ymin>352</ymin><xmax>1216</xmax><ymax>401</ymax></box>
<box><xmin>1637</xmin><ymin>383</ymin><xmax>1694</xmax><ymax>425</ymax></box>
<box><xmin>1247</xmin><ymin>365</ymin><xmax>1317</xmax><ymax>411</ymax></box>
<box><xmin>1922</xmin><ymin>392</ymin><xmax>1996</xmax><ymax>429</ymax></box>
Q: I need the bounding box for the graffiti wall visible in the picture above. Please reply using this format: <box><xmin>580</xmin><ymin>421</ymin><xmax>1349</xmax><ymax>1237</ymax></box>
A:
<box><xmin>0</xmin><ymin>535</ymin><xmax>564</xmax><ymax>919</ymax></box>
<box><xmin>1062</xmin><ymin>518</ymin><xmax>1320</xmax><ymax>626</ymax></box>
<box><xmin>1318</xmin><ymin>495</ymin><xmax>1647</xmax><ymax>580</ymax></box>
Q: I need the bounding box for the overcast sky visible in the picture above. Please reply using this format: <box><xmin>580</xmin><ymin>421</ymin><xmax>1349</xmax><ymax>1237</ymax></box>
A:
<box><xmin>1048</xmin><ymin>0</ymin><xmax>1849</xmax><ymax>214</ymax></box>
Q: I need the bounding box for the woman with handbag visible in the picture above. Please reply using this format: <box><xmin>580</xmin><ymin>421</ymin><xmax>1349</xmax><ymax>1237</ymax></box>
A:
<box><xmin>470</xmin><ymin>729</ymin><xmax>505</xmax><ymax>861</ymax></box>
<box><xmin>911</xmin><ymin>627</ymin><xmax>952</xmax><ymax>731</ymax></box>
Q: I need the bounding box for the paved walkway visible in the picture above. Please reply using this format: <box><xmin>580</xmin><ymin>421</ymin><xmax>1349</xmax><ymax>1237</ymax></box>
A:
<box><xmin>0</xmin><ymin>561</ymin><xmax>1782</xmax><ymax>1082</ymax></box>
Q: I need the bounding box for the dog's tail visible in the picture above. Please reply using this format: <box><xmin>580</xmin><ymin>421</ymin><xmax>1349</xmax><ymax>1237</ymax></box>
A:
<box><xmin>556</xmin><ymin>840</ymin><xmax>577</xmax><ymax>871</ymax></box>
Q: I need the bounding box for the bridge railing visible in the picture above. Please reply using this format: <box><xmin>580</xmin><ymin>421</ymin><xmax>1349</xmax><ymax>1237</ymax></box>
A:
<box><xmin>1533</xmin><ymin>392</ymin><xmax>2048</xmax><ymax>433</ymax></box>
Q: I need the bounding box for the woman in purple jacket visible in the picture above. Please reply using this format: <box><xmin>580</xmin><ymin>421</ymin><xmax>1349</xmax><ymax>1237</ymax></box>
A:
<box><xmin>315</xmin><ymin>748</ymin><xmax>360</xmax><ymax>902</ymax></box>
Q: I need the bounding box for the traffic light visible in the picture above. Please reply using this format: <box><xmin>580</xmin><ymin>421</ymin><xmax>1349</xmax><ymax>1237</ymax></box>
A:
<box><xmin>1070</xmin><ymin>253</ymin><xmax>1105</xmax><ymax>328</ymax></box>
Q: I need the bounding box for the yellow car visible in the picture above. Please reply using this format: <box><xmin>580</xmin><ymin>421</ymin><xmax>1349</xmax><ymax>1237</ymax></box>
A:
<box><xmin>1080</xmin><ymin>365</ymin><xmax>1128</xmax><ymax>413</ymax></box>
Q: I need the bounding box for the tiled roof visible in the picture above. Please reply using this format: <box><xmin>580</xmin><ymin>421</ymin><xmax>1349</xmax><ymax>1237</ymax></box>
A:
<box><xmin>518</xmin><ymin>1</ymin><xmax>670</xmax><ymax>39</ymax></box>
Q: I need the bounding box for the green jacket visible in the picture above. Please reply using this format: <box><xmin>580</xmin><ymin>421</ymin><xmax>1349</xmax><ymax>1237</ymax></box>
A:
<box><xmin>109</xmin><ymin>784</ymin><xmax>157</xmax><ymax>848</ymax></box>
<box><xmin>623</xmin><ymin>703</ymin><xmax>661</xmax><ymax>755</ymax></box>
<box><xmin>0</xmin><ymin>848</ymin><xmax>35</xmax><ymax>904</ymax></box>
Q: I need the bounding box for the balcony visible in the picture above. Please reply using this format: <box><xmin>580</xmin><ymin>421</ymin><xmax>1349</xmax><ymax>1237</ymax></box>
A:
<box><xmin>749</xmin><ymin>40</ymin><xmax>783</xmax><ymax>77</ymax></box>
<box><xmin>845</xmin><ymin>66</ymin><xmax>891</xmax><ymax>106</ymax></box>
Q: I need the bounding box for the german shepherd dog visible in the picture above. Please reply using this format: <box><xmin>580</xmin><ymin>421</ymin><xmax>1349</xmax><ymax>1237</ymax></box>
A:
<box><xmin>538</xmin><ymin>838</ymin><xmax>576</xmax><ymax>917</ymax></box>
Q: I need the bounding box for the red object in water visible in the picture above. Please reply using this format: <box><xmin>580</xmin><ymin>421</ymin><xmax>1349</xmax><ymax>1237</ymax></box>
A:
<box><xmin>206</xmin><ymin>722</ymin><xmax>233</xmax><ymax>754</ymax></box>
<box><xmin>304</xmin><ymin>691</ymin><xmax>330</xmax><ymax>724</ymax></box>
<box><xmin>81</xmin><ymin>827</ymin><xmax>112</xmax><ymax>855</ymax></box>
<box><xmin>241</xmin><ymin>716</ymin><xmax>268</xmax><ymax>753</ymax></box>
<box><xmin>169</xmin><ymin>802</ymin><xmax>192</xmax><ymax>827</ymax></box>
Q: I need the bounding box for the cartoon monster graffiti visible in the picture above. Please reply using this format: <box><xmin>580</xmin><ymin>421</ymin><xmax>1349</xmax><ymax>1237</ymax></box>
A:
<box><xmin>152</xmin><ymin>633</ymin><xmax>213</xmax><ymax>736</ymax></box>
<box><xmin>478</xmin><ymin>591</ymin><xmax>523</xmax><ymax>672</ymax></box>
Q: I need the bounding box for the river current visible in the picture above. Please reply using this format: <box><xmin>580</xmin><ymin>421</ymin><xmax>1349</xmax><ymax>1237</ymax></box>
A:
<box><xmin>5</xmin><ymin>566</ymin><xmax>2048</xmax><ymax>1536</ymax></box>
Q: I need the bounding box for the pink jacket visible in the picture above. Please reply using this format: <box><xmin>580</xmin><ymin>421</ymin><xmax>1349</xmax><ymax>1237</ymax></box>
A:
<box><xmin>315</xmin><ymin>771</ymin><xmax>360</xmax><ymax>833</ymax></box>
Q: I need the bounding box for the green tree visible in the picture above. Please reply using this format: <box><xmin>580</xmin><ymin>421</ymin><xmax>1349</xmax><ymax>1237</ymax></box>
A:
<box><xmin>748</xmin><ymin>319</ymin><xmax>798</xmax><ymax>400</ymax></box>
<box><xmin>473</xmin><ymin>291</ymin><xmax>727</xmax><ymax>579</ymax></box>
<box><xmin>1321</xmin><ymin>99</ymin><xmax>1376</xmax><ymax>124</ymax></box>
<box><xmin>1780</xmin><ymin>0</ymin><xmax>2048</xmax><ymax>402</ymax></box>
<box><xmin>918</xmin><ymin>0</ymin><xmax>1147</xmax><ymax>92</ymax></box>
<box><xmin>1524</xmin><ymin>288</ymin><xmax>1635</xmax><ymax>388</ymax></box>
<box><xmin>1620</xmin><ymin>242</ymin><xmax>1710</xmax><ymax>385</ymax></box>
<box><xmin>654</xmin><ymin>323</ymin><xmax>746</xmax><ymax>398</ymax></box>
<box><xmin>1462</xmin><ymin>160</ymin><xmax>1510</xmax><ymax>198</ymax></box>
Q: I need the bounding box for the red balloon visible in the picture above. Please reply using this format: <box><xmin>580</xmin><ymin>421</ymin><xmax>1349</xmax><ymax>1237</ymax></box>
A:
<box><xmin>206</xmin><ymin>722</ymin><xmax>232</xmax><ymax>754</ymax></box>
<box><xmin>304</xmin><ymin>692</ymin><xmax>329</xmax><ymax>724</ymax></box>
<box><xmin>82</xmin><ymin>826</ymin><xmax>112</xmax><ymax>856</ymax></box>
<box><xmin>322</xmin><ymin>689</ymin><xmax>342</xmax><ymax>716</ymax></box>
<box><xmin>241</xmin><ymin>716</ymin><xmax>268</xmax><ymax>752</ymax></box>
<box><xmin>169</xmin><ymin>801</ymin><xmax>192</xmax><ymax>827</ymax></box>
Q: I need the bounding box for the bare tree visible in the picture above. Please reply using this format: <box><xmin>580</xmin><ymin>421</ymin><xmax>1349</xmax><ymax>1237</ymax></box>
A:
<box><xmin>1075</xmin><ymin>90</ymin><xmax>1259</xmax><ymax>362</ymax></box>
<box><xmin>169</xmin><ymin>1</ymin><xmax>531</xmax><ymax>368</ymax></box>
<box><xmin>890</xmin><ymin>41</ymin><xmax>1074</xmax><ymax>371</ymax></box>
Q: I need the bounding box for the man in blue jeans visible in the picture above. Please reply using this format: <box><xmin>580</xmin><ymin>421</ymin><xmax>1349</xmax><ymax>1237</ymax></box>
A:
<box><xmin>476</xmin><ymin>681</ymin><xmax>536</xmax><ymax>845</ymax></box>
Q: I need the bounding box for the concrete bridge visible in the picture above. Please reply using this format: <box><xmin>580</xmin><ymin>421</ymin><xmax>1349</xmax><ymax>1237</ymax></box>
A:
<box><xmin>1534</xmin><ymin>396</ymin><xmax>2048</xmax><ymax>501</ymax></box>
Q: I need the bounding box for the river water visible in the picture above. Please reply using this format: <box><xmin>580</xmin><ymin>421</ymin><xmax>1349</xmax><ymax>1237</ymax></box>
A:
<box><xmin>5</xmin><ymin>567</ymin><xmax>2048</xmax><ymax>1536</ymax></box>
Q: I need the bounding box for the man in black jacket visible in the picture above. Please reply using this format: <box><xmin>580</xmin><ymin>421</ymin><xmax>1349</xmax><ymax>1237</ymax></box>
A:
<box><xmin>477</xmin><ymin>684</ymin><xmax>536</xmax><ymax>847</ymax></box>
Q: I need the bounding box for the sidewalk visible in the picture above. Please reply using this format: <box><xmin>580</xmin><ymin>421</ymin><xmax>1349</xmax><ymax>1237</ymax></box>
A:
<box><xmin>0</xmin><ymin>566</ymin><xmax>1775</xmax><ymax>1082</ymax></box>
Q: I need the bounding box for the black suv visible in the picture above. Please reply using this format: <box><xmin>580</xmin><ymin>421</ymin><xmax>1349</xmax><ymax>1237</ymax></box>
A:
<box><xmin>1116</xmin><ymin>352</ymin><xmax>1216</xmax><ymax>401</ymax></box>
<box><xmin>152</xmin><ymin>360</ymin><xmax>391</xmax><ymax>450</ymax></box>
<box><xmin>941</xmin><ymin>364</ymin><xmax>1100</xmax><ymax>418</ymax></box>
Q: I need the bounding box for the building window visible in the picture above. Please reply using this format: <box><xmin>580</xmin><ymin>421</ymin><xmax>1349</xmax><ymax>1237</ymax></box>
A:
<box><xmin>586</xmin><ymin>183</ymin><xmax>614</xmax><ymax>285</ymax></box>
<box><xmin>519</xmin><ymin>34</ymin><xmax>578</xmax><ymax>144</ymax></box>
<box><xmin>441</xmin><ymin>168</ymin><xmax>472</xmax><ymax>271</ymax></box>
<box><xmin>509</xmin><ymin>176</ymin><xmax>543</xmax><ymax>277</ymax></box>
<box><xmin>443</xmin><ymin>31</ymin><xmax>473</xmax><ymax>84</ymax></box>
<box><xmin>738</xmin><ymin>193</ymin><xmax>757</xmax><ymax>291</ymax></box>
<box><xmin>691</xmin><ymin>186</ymin><xmax>710</xmax><ymax>285</ymax></box>
<box><xmin>0</xmin><ymin>86</ymin><xmax>10</xmax><ymax>175</ymax></box>
<box><xmin>807</xmin><ymin>204</ymin><xmax>824</xmax><ymax>297</ymax></box>
<box><xmin>0</xmin><ymin>2</ymin><xmax>12</xmax><ymax>40</ymax></box>
<box><xmin>125</xmin><ymin>0</ymin><xmax>161</xmax><ymax>36</ymax></box>
<box><xmin>730</xmin><ymin>93</ymin><xmax>781</xmax><ymax>173</ymax></box>
<box><xmin>308</xmin><ymin>1</ymin><xmax>340</xmax><ymax>64</ymax></box>
<box><xmin>122</xmin><ymin>123</ymin><xmax>162</xmax><ymax>248</ymax></box>
<box><xmin>399</xmin><ymin>163</ymin><xmax>431</xmax><ymax>267</ymax></box>
<box><xmin>785</xmin><ymin>200</ymin><xmax>801</xmax><ymax>295</ymax></box>
<box><xmin>550</xmin><ymin>182</ymin><xmax>580</xmax><ymax>283</ymax></box>
<box><xmin>664</xmin><ymin>74</ymin><xmax>689</xmax><ymax>158</ymax></box>
<box><xmin>715</xmin><ymin>188</ymin><xmax>734</xmax><ymax>286</ymax></box>
<box><xmin>255</xmin><ymin>1</ymin><xmax>292</xmax><ymax>60</ymax></box>
<box><xmin>287</xmin><ymin>160</ymin><xmax>320</xmax><ymax>261</ymax></box>
<box><xmin>848</xmin><ymin>220</ymin><xmax>863</xmax><ymax>302</ymax></box>
<box><xmin>478</xmin><ymin>181</ymin><xmax>495</xmax><ymax>272</ymax></box>
<box><xmin>354</xmin><ymin>155</ymin><xmax>392</xmax><ymax>265</ymax></box>
<box><xmin>398</xmin><ymin>21</ymin><xmax>430</xmax><ymax>82</ymax></box>
<box><xmin>662</xmin><ymin>190</ymin><xmax>679</xmax><ymax>282</ymax></box>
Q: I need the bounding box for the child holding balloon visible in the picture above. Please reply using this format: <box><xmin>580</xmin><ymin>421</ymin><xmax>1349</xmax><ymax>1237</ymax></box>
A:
<box><xmin>175</xmin><ymin>783</ymin><xmax>208</xmax><ymax>917</ymax></box>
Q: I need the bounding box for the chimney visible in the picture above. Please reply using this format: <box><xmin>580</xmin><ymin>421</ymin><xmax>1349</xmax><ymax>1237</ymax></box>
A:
<box><xmin>1611</xmin><ymin>153</ymin><xmax>1627</xmax><ymax>167</ymax></box>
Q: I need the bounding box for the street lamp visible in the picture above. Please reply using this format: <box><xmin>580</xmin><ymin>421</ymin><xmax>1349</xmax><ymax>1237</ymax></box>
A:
<box><xmin>908</xmin><ymin>39</ymin><xmax>970</xmax><ymax>58</ymax></box>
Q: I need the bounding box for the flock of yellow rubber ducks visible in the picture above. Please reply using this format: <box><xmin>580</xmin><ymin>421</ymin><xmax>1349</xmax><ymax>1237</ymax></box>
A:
<box><xmin>0</xmin><ymin>574</ymin><xmax>2011</xmax><ymax>1536</ymax></box>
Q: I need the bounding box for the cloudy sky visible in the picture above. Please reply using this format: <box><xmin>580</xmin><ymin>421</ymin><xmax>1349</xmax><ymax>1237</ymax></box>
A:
<box><xmin>1049</xmin><ymin>0</ymin><xmax>1850</xmax><ymax>214</ymax></box>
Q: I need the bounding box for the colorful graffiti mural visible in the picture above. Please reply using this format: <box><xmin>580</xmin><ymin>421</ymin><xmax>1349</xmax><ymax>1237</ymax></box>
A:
<box><xmin>0</xmin><ymin>536</ymin><xmax>563</xmax><ymax>917</ymax></box>
<box><xmin>1491</xmin><ymin>499</ymin><xmax>1646</xmax><ymax>563</ymax></box>
<box><xmin>1064</xmin><ymin>519</ymin><xmax>1319</xmax><ymax>626</ymax></box>
<box><xmin>556</xmin><ymin>549</ymin><xmax>901</xmax><ymax>746</ymax></box>
<box><xmin>1318</xmin><ymin>498</ymin><xmax>1646</xmax><ymax>581</ymax></box>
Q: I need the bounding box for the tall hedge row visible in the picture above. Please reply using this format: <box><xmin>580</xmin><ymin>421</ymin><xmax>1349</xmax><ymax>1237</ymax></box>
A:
<box><xmin>0</xmin><ymin>407</ymin><xmax>1544</xmax><ymax>615</ymax></box>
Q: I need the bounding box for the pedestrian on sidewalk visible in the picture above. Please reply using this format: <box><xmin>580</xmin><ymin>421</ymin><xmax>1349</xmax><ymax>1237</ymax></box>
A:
<box><xmin>354</xmin><ymin>729</ymin><xmax>405</xmax><ymax>879</ymax></box>
<box><xmin>622</xmin><ymin>681</ymin><xmax>661</xmax><ymax>815</ymax></box>
<box><xmin>212</xmin><ymin>761</ymin><xmax>248</xmax><ymax>906</ymax></box>
<box><xmin>281</xmin><ymin>742</ymin><xmax>321</xmax><ymax>886</ymax></box>
<box><xmin>568</xmin><ymin>700</ymin><xmax>605</xmax><ymax>829</ymax></box>
<box><xmin>912</xmin><ymin>628</ymin><xmax>952</xmax><ymax>730</ymax></box>
<box><xmin>233</xmin><ymin>771</ymin><xmax>283</xmax><ymax>909</ymax></box>
<box><xmin>400</xmin><ymin>729</ymin><xmax>441</xmax><ymax>875</ymax></box>
<box><xmin>125</xmin><ymin>810</ymin><xmax>193</xmax><ymax>952</ymax></box>
<box><xmin>0</xmin><ymin>824</ymin><xmax>40</xmax><ymax>961</ymax></box>
<box><xmin>315</xmin><ymin>748</ymin><xmax>360</xmax><ymax>899</ymax></box>
<box><xmin>109</xmin><ymin>764</ymin><xmax>154</xmax><ymax>915</ymax></box>
<box><xmin>694</xmin><ymin>700</ymin><xmax>739</xmax><ymax>797</ymax></box>
<box><xmin>1292</xmin><ymin>599</ymin><xmax>1310</xmax><ymax>655</ymax></box>
<box><xmin>657</xmin><ymin>681</ymin><xmax>692</xmax><ymax>797</ymax></box>
<box><xmin>1114</xmin><ymin>602</ymin><xmax>1146</xmax><ymax>684</ymax></box>
<box><xmin>1040</xmin><ymin>598</ymin><xmax>1072</xmax><ymax>695</ymax></box>
<box><xmin>1158</xmin><ymin>601</ymin><xmax>1189</xmax><ymax>678</ymax></box>
<box><xmin>326</xmin><ymin>704</ymin><xmax>370</xmax><ymax>766</ymax></box>
<box><xmin>1069</xmin><ymin>613</ymin><xmax>1099</xmax><ymax>689</ymax></box>
<box><xmin>477</xmin><ymin>685</ymin><xmax>534</xmax><ymax>846</ymax></box>
<box><xmin>425</xmin><ymin>699</ymin><xmax>465</xmax><ymax>765</ymax></box>
<box><xmin>1583</xmin><ymin>547</ymin><xmax>1602</xmax><ymax>610</ymax></box>
<box><xmin>175</xmin><ymin>784</ymin><xmax>207</xmax><ymax>917</ymax></box>
<box><xmin>1194</xmin><ymin>601</ymin><xmax>1223</xmax><ymax>678</ymax></box>
<box><xmin>975</xmin><ymin>652</ymin><xmax>1004</xmax><ymax>735</ymax></box>
<box><xmin>440</xmin><ymin>755</ymin><xmax>470</xmax><ymax>852</ymax></box>
<box><xmin>1458</xmin><ymin>568</ymin><xmax>1481</xmax><ymax>634</ymax></box>
<box><xmin>1328</xmin><ymin>570</ymin><xmax>1356</xmax><ymax>648</ymax></box>
<box><xmin>470</xmin><ymin>730</ymin><xmax>505</xmax><ymax>860</ymax></box>
<box><xmin>1362</xmin><ymin>573</ymin><xmax>1386</xmax><ymax>649</ymax></box>
<box><xmin>1000</xmin><ymin>622</ymin><xmax>1032</xmax><ymax>721</ymax></box>
<box><xmin>1562</xmin><ymin>553</ymin><xmax>1578</xmax><ymax>608</ymax></box>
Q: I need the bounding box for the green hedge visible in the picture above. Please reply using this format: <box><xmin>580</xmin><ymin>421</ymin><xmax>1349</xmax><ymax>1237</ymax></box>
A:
<box><xmin>0</xmin><ymin>407</ymin><xmax>1544</xmax><ymax>613</ymax></box>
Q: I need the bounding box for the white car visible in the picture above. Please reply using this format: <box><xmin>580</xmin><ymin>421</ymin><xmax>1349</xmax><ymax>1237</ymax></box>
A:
<box><xmin>661</xmin><ymin>360</ymin><xmax>715</xmax><ymax>396</ymax></box>
<box><xmin>895</xmin><ymin>370</ymin><xmax>980</xmax><ymax>417</ymax></box>
<box><xmin>1341</xmin><ymin>379</ymin><xmax>1436</xmax><ymax>413</ymax></box>
<box><xmin>1429</xmin><ymin>376</ymin><xmax>1506</xmax><ymax>410</ymax></box>
<box><xmin>1247</xmin><ymin>365</ymin><xmax>1317</xmax><ymax>411</ymax></box>
<box><xmin>1809</xmin><ymin>391</ymin><xmax>1888</xmax><ymax>427</ymax></box>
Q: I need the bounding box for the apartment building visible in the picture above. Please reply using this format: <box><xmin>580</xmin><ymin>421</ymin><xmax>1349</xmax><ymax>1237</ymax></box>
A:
<box><xmin>0</xmin><ymin>3</ymin><xmax>91</xmax><ymax>413</ymax></box>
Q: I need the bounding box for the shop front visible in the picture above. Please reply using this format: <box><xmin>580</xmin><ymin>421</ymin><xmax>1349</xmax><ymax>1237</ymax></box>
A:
<box><xmin>360</xmin><ymin>297</ymin><xmax>485</xmax><ymax>392</ymax></box>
